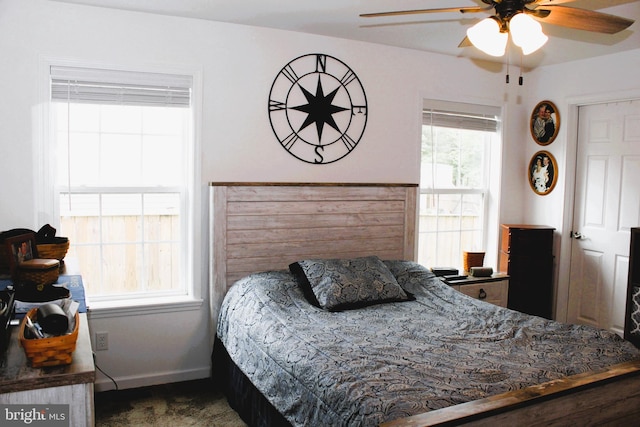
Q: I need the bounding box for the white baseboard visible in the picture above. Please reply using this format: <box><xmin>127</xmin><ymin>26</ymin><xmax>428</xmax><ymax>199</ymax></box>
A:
<box><xmin>94</xmin><ymin>366</ymin><xmax>211</xmax><ymax>392</ymax></box>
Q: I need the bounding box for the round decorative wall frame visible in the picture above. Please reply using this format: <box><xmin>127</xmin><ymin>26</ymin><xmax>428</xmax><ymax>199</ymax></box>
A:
<box><xmin>530</xmin><ymin>100</ymin><xmax>560</xmax><ymax>145</ymax></box>
<box><xmin>268</xmin><ymin>53</ymin><xmax>368</xmax><ymax>164</ymax></box>
<box><xmin>529</xmin><ymin>150</ymin><xmax>558</xmax><ymax>195</ymax></box>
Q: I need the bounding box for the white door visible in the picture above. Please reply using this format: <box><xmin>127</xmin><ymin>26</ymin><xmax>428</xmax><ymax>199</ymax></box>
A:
<box><xmin>567</xmin><ymin>100</ymin><xmax>640</xmax><ymax>335</ymax></box>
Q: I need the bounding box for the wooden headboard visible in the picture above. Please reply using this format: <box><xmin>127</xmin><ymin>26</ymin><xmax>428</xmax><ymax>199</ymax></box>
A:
<box><xmin>209</xmin><ymin>183</ymin><xmax>418</xmax><ymax>322</ymax></box>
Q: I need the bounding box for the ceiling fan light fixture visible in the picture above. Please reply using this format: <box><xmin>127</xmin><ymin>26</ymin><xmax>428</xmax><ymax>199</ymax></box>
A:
<box><xmin>509</xmin><ymin>12</ymin><xmax>548</xmax><ymax>55</ymax></box>
<box><xmin>467</xmin><ymin>17</ymin><xmax>508</xmax><ymax>57</ymax></box>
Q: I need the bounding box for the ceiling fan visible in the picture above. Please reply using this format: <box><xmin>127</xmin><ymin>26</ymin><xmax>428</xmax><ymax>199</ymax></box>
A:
<box><xmin>360</xmin><ymin>0</ymin><xmax>635</xmax><ymax>57</ymax></box>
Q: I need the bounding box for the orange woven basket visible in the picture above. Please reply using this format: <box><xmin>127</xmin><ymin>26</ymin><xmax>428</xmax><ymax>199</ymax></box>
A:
<box><xmin>19</xmin><ymin>308</ymin><xmax>79</xmax><ymax>368</ymax></box>
<box><xmin>37</xmin><ymin>240</ymin><xmax>70</xmax><ymax>263</ymax></box>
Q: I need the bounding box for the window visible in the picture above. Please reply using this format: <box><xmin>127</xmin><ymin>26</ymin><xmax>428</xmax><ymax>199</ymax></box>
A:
<box><xmin>419</xmin><ymin>101</ymin><xmax>501</xmax><ymax>271</ymax></box>
<box><xmin>48</xmin><ymin>65</ymin><xmax>194</xmax><ymax>303</ymax></box>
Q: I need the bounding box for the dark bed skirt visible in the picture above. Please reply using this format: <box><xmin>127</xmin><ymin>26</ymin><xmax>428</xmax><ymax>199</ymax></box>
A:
<box><xmin>212</xmin><ymin>335</ymin><xmax>293</xmax><ymax>427</ymax></box>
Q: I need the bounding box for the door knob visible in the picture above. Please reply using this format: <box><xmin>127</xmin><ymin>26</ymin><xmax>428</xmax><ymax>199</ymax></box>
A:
<box><xmin>571</xmin><ymin>231</ymin><xmax>585</xmax><ymax>240</ymax></box>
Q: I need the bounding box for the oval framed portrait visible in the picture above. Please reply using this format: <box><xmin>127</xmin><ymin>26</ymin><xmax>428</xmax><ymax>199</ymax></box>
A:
<box><xmin>529</xmin><ymin>150</ymin><xmax>558</xmax><ymax>195</ymax></box>
<box><xmin>530</xmin><ymin>100</ymin><xmax>560</xmax><ymax>145</ymax></box>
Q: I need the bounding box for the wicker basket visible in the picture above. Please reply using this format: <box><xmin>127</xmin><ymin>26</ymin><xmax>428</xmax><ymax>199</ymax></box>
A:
<box><xmin>462</xmin><ymin>251</ymin><xmax>485</xmax><ymax>274</ymax></box>
<box><xmin>37</xmin><ymin>240</ymin><xmax>69</xmax><ymax>262</ymax></box>
<box><xmin>19</xmin><ymin>308</ymin><xmax>79</xmax><ymax>368</ymax></box>
<box><xmin>16</xmin><ymin>259</ymin><xmax>60</xmax><ymax>286</ymax></box>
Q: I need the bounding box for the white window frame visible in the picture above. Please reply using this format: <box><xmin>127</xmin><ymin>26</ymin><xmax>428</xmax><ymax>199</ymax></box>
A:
<box><xmin>36</xmin><ymin>57</ymin><xmax>204</xmax><ymax>315</ymax></box>
<box><xmin>419</xmin><ymin>99</ymin><xmax>503</xmax><ymax>272</ymax></box>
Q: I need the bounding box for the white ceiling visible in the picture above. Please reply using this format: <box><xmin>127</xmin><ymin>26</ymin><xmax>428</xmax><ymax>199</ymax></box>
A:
<box><xmin>49</xmin><ymin>0</ymin><xmax>639</xmax><ymax>69</ymax></box>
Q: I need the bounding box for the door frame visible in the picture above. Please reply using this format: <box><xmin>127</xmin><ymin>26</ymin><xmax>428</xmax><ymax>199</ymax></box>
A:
<box><xmin>556</xmin><ymin>88</ymin><xmax>640</xmax><ymax>322</ymax></box>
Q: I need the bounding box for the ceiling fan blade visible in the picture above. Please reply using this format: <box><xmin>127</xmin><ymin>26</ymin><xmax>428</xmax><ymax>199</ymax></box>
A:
<box><xmin>533</xmin><ymin>0</ymin><xmax>579</xmax><ymax>5</ymax></box>
<box><xmin>525</xmin><ymin>7</ymin><xmax>551</xmax><ymax>19</ymax></box>
<box><xmin>533</xmin><ymin>5</ymin><xmax>634</xmax><ymax>34</ymax></box>
<box><xmin>360</xmin><ymin>6</ymin><xmax>487</xmax><ymax>19</ymax></box>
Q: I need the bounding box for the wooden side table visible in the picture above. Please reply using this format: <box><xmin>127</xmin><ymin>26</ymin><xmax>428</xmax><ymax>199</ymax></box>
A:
<box><xmin>443</xmin><ymin>274</ymin><xmax>510</xmax><ymax>307</ymax></box>
<box><xmin>0</xmin><ymin>312</ymin><xmax>95</xmax><ymax>427</ymax></box>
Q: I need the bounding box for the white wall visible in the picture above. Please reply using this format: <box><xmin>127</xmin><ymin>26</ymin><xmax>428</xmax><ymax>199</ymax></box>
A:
<box><xmin>522</xmin><ymin>48</ymin><xmax>640</xmax><ymax>230</ymax></box>
<box><xmin>0</xmin><ymin>0</ymin><xmax>551</xmax><ymax>389</ymax></box>
<box><xmin>522</xmin><ymin>49</ymin><xmax>640</xmax><ymax>321</ymax></box>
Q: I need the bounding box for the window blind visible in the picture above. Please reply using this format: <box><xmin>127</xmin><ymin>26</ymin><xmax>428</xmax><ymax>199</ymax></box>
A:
<box><xmin>50</xmin><ymin>66</ymin><xmax>192</xmax><ymax>107</ymax></box>
<box><xmin>422</xmin><ymin>110</ymin><xmax>499</xmax><ymax>132</ymax></box>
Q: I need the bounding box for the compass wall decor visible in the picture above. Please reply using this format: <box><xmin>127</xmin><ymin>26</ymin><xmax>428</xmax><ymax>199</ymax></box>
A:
<box><xmin>268</xmin><ymin>53</ymin><xmax>368</xmax><ymax>164</ymax></box>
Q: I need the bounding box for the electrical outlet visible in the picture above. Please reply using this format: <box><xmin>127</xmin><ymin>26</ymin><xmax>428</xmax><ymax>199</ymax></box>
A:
<box><xmin>95</xmin><ymin>332</ymin><xmax>108</xmax><ymax>351</ymax></box>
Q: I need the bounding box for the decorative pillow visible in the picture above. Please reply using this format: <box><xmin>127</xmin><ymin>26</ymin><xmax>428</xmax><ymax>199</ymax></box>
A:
<box><xmin>383</xmin><ymin>260</ymin><xmax>437</xmax><ymax>293</ymax></box>
<box><xmin>289</xmin><ymin>256</ymin><xmax>409</xmax><ymax>311</ymax></box>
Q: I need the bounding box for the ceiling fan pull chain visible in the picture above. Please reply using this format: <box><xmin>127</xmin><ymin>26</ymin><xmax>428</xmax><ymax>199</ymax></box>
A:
<box><xmin>519</xmin><ymin>51</ymin><xmax>523</xmax><ymax>86</ymax></box>
<box><xmin>505</xmin><ymin>48</ymin><xmax>510</xmax><ymax>84</ymax></box>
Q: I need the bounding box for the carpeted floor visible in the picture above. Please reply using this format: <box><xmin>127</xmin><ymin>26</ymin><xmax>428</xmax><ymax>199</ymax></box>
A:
<box><xmin>95</xmin><ymin>378</ymin><xmax>247</xmax><ymax>427</ymax></box>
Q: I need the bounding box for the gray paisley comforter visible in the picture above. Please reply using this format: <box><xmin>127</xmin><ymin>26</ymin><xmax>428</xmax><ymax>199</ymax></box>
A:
<box><xmin>216</xmin><ymin>260</ymin><xmax>640</xmax><ymax>426</ymax></box>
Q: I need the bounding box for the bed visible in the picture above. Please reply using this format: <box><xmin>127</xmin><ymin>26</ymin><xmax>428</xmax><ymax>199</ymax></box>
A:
<box><xmin>209</xmin><ymin>183</ymin><xmax>640</xmax><ymax>426</ymax></box>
